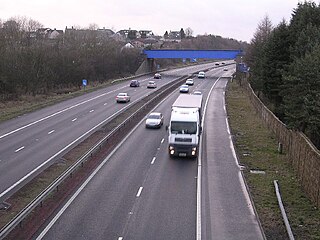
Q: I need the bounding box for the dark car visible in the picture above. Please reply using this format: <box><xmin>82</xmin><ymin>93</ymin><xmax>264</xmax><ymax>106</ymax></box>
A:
<box><xmin>130</xmin><ymin>80</ymin><xmax>140</xmax><ymax>87</ymax></box>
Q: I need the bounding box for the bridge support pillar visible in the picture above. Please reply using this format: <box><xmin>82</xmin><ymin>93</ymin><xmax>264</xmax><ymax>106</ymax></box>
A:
<box><xmin>135</xmin><ymin>58</ymin><xmax>157</xmax><ymax>75</ymax></box>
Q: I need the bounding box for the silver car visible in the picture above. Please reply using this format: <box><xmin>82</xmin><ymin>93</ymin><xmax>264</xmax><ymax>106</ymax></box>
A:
<box><xmin>146</xmin><ymin>112</ymin><xmax>164</xmax><ymax>128</ymax></box>
<box><xmin>116</xmin><ymin>93</ymin><xmax>130</xmax><ymax>103</ymax></box>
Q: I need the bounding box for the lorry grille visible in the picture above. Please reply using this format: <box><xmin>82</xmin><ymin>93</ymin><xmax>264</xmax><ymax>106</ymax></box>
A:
<box><xmin>175</xmin><ymin>138</ymin><xmax>192</xmax><ymax>142</ymax></box>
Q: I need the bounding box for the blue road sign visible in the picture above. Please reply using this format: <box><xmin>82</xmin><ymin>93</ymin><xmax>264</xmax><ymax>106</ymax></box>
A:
<box><xmin>82</xmin><ymin>79</ymin><xmax>87</xmax><ymax>86</ymax></box>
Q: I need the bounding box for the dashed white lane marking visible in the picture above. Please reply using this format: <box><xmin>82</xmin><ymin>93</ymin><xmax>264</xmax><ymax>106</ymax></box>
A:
<box><xmin>104</xmin><ymin>103</ymin><xmax>108</xmax><ymax>106</ymax></box>
<box><xmin>118</xmin><ymin>237</ymin><xmax>123</xmax><ymax>240</ymax></box>
<box><xmin>161</xmin><ymin>138</ymin><xmax>164</xmax><ymax>144</ymax></box>
<box><xmin>89</xmin><ymin>110</ymin><xmax>94</xmax><ymax>113</ymax></box>
<box><xmin>48</xmin><ymin>130</ymin><xmax>55</xmax><ymax>135</ymax></box>
<box><xmin>136</xmin><ymin>187</ymin><xmax>143</xmax><ymax>197</ymax></box>
<box><xmin>151</xmin><ymin>157</ymin><xmax>156</xmax><ymax>165</ymax></box>
<box><xmin>15</xmin><ymin>146</ymin><xmax>25</xmax><ymax>153</ymax></box>
<box><xmin>72</xmin><ymin>118</ymin><xmax>77</xmax><ymax>122</ymax></box>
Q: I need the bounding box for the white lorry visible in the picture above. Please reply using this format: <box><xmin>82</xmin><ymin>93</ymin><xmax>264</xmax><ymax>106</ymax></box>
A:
<box><xmin>168</xmin><ymin>94</ymin><xmax>202</xmax><ymax>157</ymax></box>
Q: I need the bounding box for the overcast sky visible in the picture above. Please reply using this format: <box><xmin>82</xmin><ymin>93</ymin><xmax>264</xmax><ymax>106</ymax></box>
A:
<box><xmin>0</xmin><ymin>0</ymin><xmax>304</xmax><ymax>42</ymax></box>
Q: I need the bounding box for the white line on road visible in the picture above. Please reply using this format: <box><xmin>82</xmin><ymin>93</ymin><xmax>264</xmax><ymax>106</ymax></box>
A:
<box><xmin>151</xmin><ymin>157</ymin><xmax>156</xmax><ymax>165</ymax></box>
<box><xmin>197</xmin><ymin>76</ymin><xmax>221</xmax><ymax>240</ymax></box>
<box><xmin>0</xmin><ymin>86</ymin><xmax>127</xmax><ymax>140</ymax></box>
<box><xmin>136</xmin><ymin>187</ymin><xmax>143</xmax><ymax>197</ymax></box>
<box><xmin>15</xmin><ymin>146</ymin><xmax>25</xmax><ymax>153</ymax></box>
<box><xmin>118</xmin><ymin>237</ymin><xmax>123</xmax><ymax>240</ymax></box>
<box><xmin>0</xmin><ymin>108</ymin><xmax>125</xmax><ymax>200</ymax></box>
<box><xmin>104</xmin><ymin>103</ymin><xmax>108</xmax><ymax>106</ymax></box>
<box><xmin>161</xmin><ymin>138</ymin><xmax>164</xmax><ymax>144</ymax></box>
<box><xmin>89</xmin><ymin>110</ymin><xmax>94</xmax><ymax>113</ymax></box>
<box><xmin>48</xmin><ymin>130</ymin><xmax>55</xmax><ymax>135</ymax></box>
<box><xmin>72</xmin><ymin>118</ymin><xmax>77</xmax><ymax>122</ymax></box>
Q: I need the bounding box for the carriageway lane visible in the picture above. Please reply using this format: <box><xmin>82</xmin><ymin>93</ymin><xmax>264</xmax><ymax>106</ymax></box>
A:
<box><xmin>201</xmin><ymin>77</ymin><xmax>264</xmax><ymax>240</ymax></box>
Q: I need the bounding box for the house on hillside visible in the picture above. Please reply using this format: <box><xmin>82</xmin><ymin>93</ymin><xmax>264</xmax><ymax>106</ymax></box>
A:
<box><xmin>162</xmin><ymin>30</ymin><xmax>181</xmax><ymax>42</ymax></box>
<box><xmin>48</xmin><ymin>28</ymin><xmax>63</xmax><ymax>39</ymax></box>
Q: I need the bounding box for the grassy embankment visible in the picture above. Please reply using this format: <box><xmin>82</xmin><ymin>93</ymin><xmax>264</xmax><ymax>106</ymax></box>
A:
<box><xmin>226</xmin><ymin>80</ymin><xmax>320</xmax><ymax>239</ymax></box>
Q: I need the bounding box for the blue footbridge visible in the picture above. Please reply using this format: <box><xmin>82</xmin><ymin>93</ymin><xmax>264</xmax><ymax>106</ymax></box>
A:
<box><xmin>135</xmin><ymin>49</ymin><xmax>243</xmax><ymax>74</ymax></box>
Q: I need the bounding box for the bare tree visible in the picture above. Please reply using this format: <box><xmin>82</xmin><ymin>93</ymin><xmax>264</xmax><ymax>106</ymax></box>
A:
<box><xmin>185</xmin><ymin>27</ymin><xmax>194</xmax><ymax>38</ymax></box>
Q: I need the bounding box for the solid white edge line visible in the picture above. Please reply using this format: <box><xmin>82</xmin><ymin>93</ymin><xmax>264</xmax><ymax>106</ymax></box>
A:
<box><xmin>151</xmin><ymin>157</ymin><xmax>156</xmax><ymax>165</ymax></box>
<box><xmin>0</xmin><ymin>109</ymin><xmax>122</xmax><ymax>199</ymax></box>
<box><xmin>36</xmin><ymin>107</ymin><xmax>148</xmax><ymax>239</ymax></box>
<box><xmin>197</xmin><ymin>76</ymin><xmax>221</xmax><ymax>240</ymax></box>
<box><xmin>0</xmin><ymin>85</ymin><xmax>129</xmax><ymax>140</ymax></box>
<box><xmin>136</xmin><ymin>187</ymin><xmax>143</xmax><ymax>197</ymax></box>
<box><xmin>36</xmin><ymin>81</ymin><xmax>182</xmax><ymax>239</ymax></box>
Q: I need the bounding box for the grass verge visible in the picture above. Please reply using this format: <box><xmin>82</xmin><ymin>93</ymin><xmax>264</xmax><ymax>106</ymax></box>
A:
<box><xmin>226</xmin><ymin>79</ymin><xmax>320</xmax><ymax>240</ymax></box>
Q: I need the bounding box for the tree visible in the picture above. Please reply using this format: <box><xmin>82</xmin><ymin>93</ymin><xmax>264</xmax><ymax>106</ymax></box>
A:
<box><xmin>260</xmin><ymin>20</ymin><xmax>290</xmax><ymax>117</ymax></box>
<box><xmin>164</xmin><ymin>31</ymin><xmax>169</xmax><ymax>39</ymax></box>
<box><xmin>180</xmin><ymin>28</ymin><xmax>185</xmax><ymax>39</ymax></box>
<box><xmin>246</xmin><ymin>15</ymin><xmax>273</xmax><ymax>94</ymax></box>
<box><xmin>281</xmin><ymin>44</ymin><xmax>320</xmax><ymax>147</ymax></box>
<box><xmin>185</xmin><ymin>27</ymin><xmax>193</xmax><ymax>38</ymax></box>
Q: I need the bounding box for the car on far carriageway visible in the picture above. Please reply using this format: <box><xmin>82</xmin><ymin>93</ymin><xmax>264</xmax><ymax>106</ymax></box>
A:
<box><xmin>130</xmin><ymin>80</ymin><xmax>140</xmax><ymax>87</ymax></box>
<box><xmin>116</xmin><ymin>93</ymin><xmax>130</xmax><ymax>103</ymax></box>
<box><xmin>146</xmin><ymin>112</ymin><xmax>164</xmax><ymax>128</ymax></box>
<box><xmin>197</xmin><ymin>71</ymin><xmax>205</xmax><ymax>78</ymax></box>
<box><xmin>147</xmin><ymin>80</ymin><xmax>157</xmax><ymax>88</ymax></box>
<box><xmin>154</xmin><ymin>73</ymin><xmax>161</xmax><ymax>79</ymax></box>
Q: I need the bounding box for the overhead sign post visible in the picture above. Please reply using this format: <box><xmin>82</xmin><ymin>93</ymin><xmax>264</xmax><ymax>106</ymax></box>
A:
<box><xmin>82</xmin><ymin>79</ymin><xmax>87</xmax><ymax>90</ymax></box>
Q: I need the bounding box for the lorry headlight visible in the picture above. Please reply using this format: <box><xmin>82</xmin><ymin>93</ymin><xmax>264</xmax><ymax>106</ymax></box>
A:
<box><xmin>169</xmin><ymin>146</ymin><xmax>174</xmax><ymax>150</ymax></box>
<box><xmin>192</xmin><ymin>147</ymin><xmax>197</xmax><ymax>156</ymax></box>
<box><xmin>170</xmin><ymin>150</ymin><xmax>175</xmax><ymax>155</ymax></box>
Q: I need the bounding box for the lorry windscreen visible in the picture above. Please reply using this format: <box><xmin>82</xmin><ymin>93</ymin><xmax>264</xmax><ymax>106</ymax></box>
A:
<box><xmin>171</xmin><ymin>121</ymin><xmax>197</xmax><ymax>134</ymax></box>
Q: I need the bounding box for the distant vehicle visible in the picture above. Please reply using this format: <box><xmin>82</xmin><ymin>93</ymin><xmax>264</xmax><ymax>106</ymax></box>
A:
<box><xmin>179</xmin><ymin>85</ymin><xmax>189</xmax><ymax>93</ymax></box>
<box><xmin>222</xmin><ymin>62</ymin><xmax>225</xmax><ymax>64</ymax></box>
<box><xmin>116</xmin><ymin>93</ymin><xmax>130</xmax><ymax>103</ymax></box>
<box><xmin>223</xmin><ymin>68</ymin><xmax>228</xmax><ymax>71</ymax></box>
<box><xmin>168</xmin><ymin>94</ymin><xmax>203</xmax><ymax>158</ymax></box>
<box><xmin>186</xmin><ymin>79</ymin><xmax>194</xmax><ymax>86</ymax></box>
<box><xmin>197</xmin><ymin>71</ymin><xmax>205</xmax><ymax>78</ymax></box>
<box><xmin>154</xmin><ymin>73</ymin><xmax>161</xmax><ymax>79</ymax></box>
<box><xmin>147</xmin><ymin>80</ymin><xmax>157</xmax><ymax>88</ymax></box>
<box><xmin>130</xmin><ymin>80</ymin><xmax>140</xmax><ymax>87</ymax></box>
<box><xmin>193</xmin><ymin>91</ymin><xmax>202</xmax><ymax>95</ymax></box>
<box><xmin>215</xmin><ymin>63</ymin><xmax>219</xmax><ymax>66</ymax></box>
<box><xmin>145</xmin><ymin>112</ymin><xmax>164</xmax><ymax>128</ymax></box>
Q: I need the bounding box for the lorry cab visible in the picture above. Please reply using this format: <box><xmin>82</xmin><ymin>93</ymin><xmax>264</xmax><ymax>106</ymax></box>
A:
<box><xmin>168</xmin><ymin>94</ymin><xmax>203</xmax><ymax>158</ymax></box>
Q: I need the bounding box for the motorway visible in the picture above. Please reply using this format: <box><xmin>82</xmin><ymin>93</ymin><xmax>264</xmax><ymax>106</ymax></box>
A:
<box><xmin>0</xmin><ymin>62</ymin><xmax>218</xmax><ymax>200</ymax></box>
<box><xmin>31</xmin><ymin>65</ymin><xmax>264</xmax><ymax>239</ymax></box>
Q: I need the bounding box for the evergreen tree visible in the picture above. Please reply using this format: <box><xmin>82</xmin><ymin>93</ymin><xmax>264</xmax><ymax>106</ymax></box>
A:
<box><xmin>261</xmin><ymin>20</ymin><xmax>290</xmax><ymax>118</ymax></box>
<box><xmin>180</xmin><ymin>28</ymin><xmax>185</xmax><ymax>39</ymax></box>
<box><xmin>281</xmin><ymin>44</ymin><xmax>320</xmax><ymax>147</ymax></box>
<box><xmin>246</xmin><ymin>15</ymin><xmax>273</xmax><ymax>94</ymax></box>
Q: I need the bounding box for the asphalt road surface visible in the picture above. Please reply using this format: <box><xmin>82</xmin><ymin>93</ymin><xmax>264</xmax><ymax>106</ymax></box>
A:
<box><xmin>0</xmin><ymin>62</ymin><xmax>220</xmax><ymax>201</ymax></box>
<box><xmin>34</xmin><ymin>64</ymin><xmax>264</xmax><ymax>240</ymax></box>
